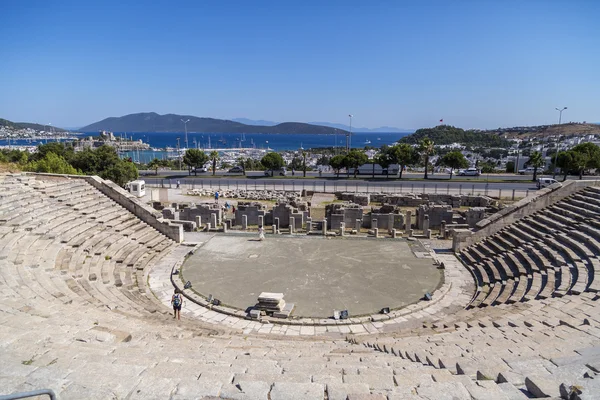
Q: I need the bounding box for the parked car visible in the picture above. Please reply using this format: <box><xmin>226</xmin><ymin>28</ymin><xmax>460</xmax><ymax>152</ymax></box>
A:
<box><xmin>228</xmin><ymin>166</ymin><xmax>244</xmax><ymax>173</ymax></box>
<box><xmin>458</xmin><ymin>168</ymin><xmax>480</xmax><ymax>176</ymax></box>
<box><xmin>264</xmin><ymin>167</ymin><xmax>287</xmax><ymax>176</ymax></box>
<box><xmin>192</xmin><ymin>166</ymin><xmax>208</xmax><ymax>173</ymax></box>
<box><xmin>537</xmin><ymin>178</ymin><xmax>560</xmax><ymax>189</ymax></box>
<box><xmin>518</xmin><ymin>167</ymin><xmax>536</xmax><ymax>175</ymax></box>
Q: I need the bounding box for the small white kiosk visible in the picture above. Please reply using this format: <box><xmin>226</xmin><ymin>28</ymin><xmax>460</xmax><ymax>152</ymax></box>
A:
<box><xmin>128</xmin><ymin>180</ymin><xmax>146</xmax><ymax>197</ymax></box>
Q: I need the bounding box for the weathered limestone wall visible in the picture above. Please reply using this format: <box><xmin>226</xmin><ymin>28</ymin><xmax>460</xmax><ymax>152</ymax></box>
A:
<box><xmin>416</xmin><ymin>204</ymin><xmax>453</xmax><ymax>229</ymax></box>
<box><xmin>326</xmin><ymin>203</ymin><xmax>364</xmax><ymax>229</ymax></box>
<box><xmin>336</xmin><ymin>192</ymin><xmax>493</xmax><ymax>208</ymax></box>
<box><xmin>234</xmin><ymin>202</ymin><xmax>266</xmax><ymax>226</ymax></box>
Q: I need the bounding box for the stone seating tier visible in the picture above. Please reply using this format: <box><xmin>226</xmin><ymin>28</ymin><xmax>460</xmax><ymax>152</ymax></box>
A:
<box><xmin>4</xmin><ymin>174</ymin><xmax>600</xmax><ymax>399</ymax></box>
<box><xmin>459</xmin><ymin>188</ymin><xmax>600</xmax><ymax>308</ymax></box>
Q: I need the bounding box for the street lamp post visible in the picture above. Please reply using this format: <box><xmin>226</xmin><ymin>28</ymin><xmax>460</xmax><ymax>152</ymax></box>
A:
<box><xmin>181</xmin><ymin>119</ymin><xmax>190</xmax><ymax>149</ymax></box>
<box><xmin>346</xmin><ymin>114</ymin><xmax>353</xmax><ymax>153</ymax></box>
<box><xmin>176</xmin><ymin>137</ymin><xmax>181</xmax><ymax>170</ymax></box>
<box><xmin>553</xmin><ymin>107</ymin><xmax>567</xmax><ymax>179</ymax></box>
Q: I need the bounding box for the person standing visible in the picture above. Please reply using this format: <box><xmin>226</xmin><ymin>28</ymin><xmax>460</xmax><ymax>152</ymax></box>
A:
<box><xmin>177</xmin><ymin>180</ymin><xmax>180</xmax><ymax>188</ymax></box>
<box><xmin>171</xmin><ymin>289</ymin><xmax>184</xmax><ymax>320</ymax></box>
<box><xmin>258</xmin><ymin>225</ymin><xmax>265</xmax><ymax>241</ymax></box>
<box><xmin>215</xmin><ymin>191</ymin><xmax>219</xmax><ymax>204</ymax></box>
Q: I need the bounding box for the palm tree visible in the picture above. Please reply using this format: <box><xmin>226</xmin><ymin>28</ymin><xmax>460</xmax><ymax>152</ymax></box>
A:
<box><xmin>418</xmin><ymin>138</ymin><xmax>435</xmax><ymax>179</ymax></box>
<box><xmin>302</xmin><ymin>151</ymin><xmax>307</xmax><ymax>177</ymax></box>
<box><xmin>237</xmin><ymin>156</ymin><xmax>246</xmax><ymax>175</ymax></box>
<box><xmin>526</xmin><ymin>151</ymin><xmax>544</xmax><ymax>182</ymax></box>
<box><xmin>209</xmin><ymin>151</ymin><xmax>219</xmax><ymax>176</ymax></box>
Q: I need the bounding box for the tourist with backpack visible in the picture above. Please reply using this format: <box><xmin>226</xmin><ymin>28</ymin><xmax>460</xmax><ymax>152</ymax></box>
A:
<box><xmin>171</xmin><ymin>289</ymin><xmax>184</xmax><ymax>320</ymax></box>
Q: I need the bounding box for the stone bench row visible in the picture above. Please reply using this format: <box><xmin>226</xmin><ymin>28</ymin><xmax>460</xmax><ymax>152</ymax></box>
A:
<box><xmin>460</xmin><ymin>190</ymin><xmax>600</xmax><ymax>308</ymax></box>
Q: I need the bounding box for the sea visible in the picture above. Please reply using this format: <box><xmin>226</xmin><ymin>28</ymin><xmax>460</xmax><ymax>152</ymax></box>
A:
<box><xmin>0</xmin><ymin>131</ymin><xmax>412</xmax><ymax>163</ymax></box>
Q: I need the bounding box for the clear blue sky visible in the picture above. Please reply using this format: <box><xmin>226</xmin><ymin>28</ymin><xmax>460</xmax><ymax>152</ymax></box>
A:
<box><xmin>1</xmin><ymin>0</ymin><xmax>598</xmax><ymax>130</ymax></box>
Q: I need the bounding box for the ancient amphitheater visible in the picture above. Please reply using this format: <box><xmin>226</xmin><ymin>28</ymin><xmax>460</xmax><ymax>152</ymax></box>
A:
<box><xmin>2</xmin><ymin>173</ymin><xmax>600</xmax><ymax>400</ymax></box>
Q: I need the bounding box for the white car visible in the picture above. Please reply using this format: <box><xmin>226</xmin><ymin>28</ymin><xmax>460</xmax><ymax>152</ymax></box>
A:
<box><xmin>458</xmin><ymin>168</ymin><xmax>480</xmax><ymax>176</ymax></box>
<box><xmin>518</xmin><ymin>167</ymin><xmax>536</xmax><ymax>175</ymax></box>
<box><xmin>537</xmin><ymin>178</ymin><xmax>560</xmax><ymax>189</ymax></box>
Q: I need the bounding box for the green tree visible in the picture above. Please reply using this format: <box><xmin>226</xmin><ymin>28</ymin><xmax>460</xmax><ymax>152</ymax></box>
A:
<box><xmin>438</xmin><ymin>151</ymin><xmax>469</xmax><ymax>179</ymax></box>
<box><xmin>525</xmin><ymin>151</ymin><xmax>544</xmax><ymax>181</ymax></box>
<box><xmin>343</xmin><ymin>150</ymin><xmax>368</xmax><ymax>178</ymax></box>
<box><xmin>480</xmin><ymin>161</ymin><xmax>497</xmax><ymax>174</ymax></box>
<box><xmin>329</xmin><ymin>154</ymin><xmax>346</xmax><ymax>178</ymax></box>
<box><xmin>25</xmin><ymin>152</ymin><xmax>80</xmax><ymax>175</ymax></box>
<box><xmin>260</xmin><ymin>152</ymin><xmax>285</xmax><ymax>176</ymax></box>
<box><xmin>34</xmin><ymin>142</ymin><xmax>75</xmax><ymax>162</ymax></box>
<box><xmin>147</xmin><ymin>158</ymin><xmax>161</xmax><ymax>175</ymax></box>
<box><xmin>505</xmin><ymin>161</ymin><xmax>515</xmax><ymax>173</ymax></box>
<box><xmin>69</xmin><ymin>145</ymin><xmax>138</xmax><ymax>186</ymax></box>
<box><xmin>209</xmin><ymin>151</ymin><xmax>220</xmax><ymax>176</ymax></box>
<box><xmin>418</xmin><ymin>138</ymin><xmax>435</xmax><ymax>179</ymax></box>
<box><xmin>102</xmin><ymin>160</ymin><xmax>138</xmax><ymax>187</ymax></box>
<box><xmin>183</xmin><ymin>149</ymin><xmax>209</xmax><ymax>176</ymax></box>
<box><xmin>392</xmin><ymin>143</ymin><xmax>417</xmax><ymax>179</ymax></box>
<box><xmin>555</xmin><ymin>150</ymin><xmax>584</xmax><ymax>182</ymax></box>
<box><xmin>571</xmin><ymin>143</ymin><xmax>600</xmax><ymax>179</ymax></box>
<box><xmin>237</xmin><ymin>157</ymin><xmax>246</xmax><ymax>175</ymax></box>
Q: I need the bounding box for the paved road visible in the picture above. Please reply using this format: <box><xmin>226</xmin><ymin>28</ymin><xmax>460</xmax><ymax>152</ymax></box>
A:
<box><xmin>140</xmin><ymin>169</ymin><xmax>593</xmax><ymax>182</ymax></box>
<box><xmin>143</xmin><ymin>177</ymin><xmax>540</xmax><ymax>199</ymax></box>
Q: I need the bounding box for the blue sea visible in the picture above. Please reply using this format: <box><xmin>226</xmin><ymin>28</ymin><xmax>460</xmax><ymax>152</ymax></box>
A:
<box><xmin>93</xmin><ymin>131</ymin><xmax>410</xmax><ymax>151</ymax></box>
<box><xmin>0</xmin><ymin>131</ymin><xmax>411</xmax><ymax>163</ymax></box>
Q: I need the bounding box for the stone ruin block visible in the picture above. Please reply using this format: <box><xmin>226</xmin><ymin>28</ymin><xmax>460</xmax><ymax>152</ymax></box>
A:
<box><xmin>326</xmin><ymin>202</ymin><xmax>364</xmax><ymax>230</ymax></box>
<box><xmin>336</xmin><ymin>192</ymin><xmax>370</xmax><ymax>206</ymax></box>
<box><xmin>369</xmin><ymin>213</ymin><xmax>404</xmax><ymax>230</ymax></box>
<box><xmin>264</xmin><ymin>202</ymin><xmax>302</xmax><ymax>228</ymax></box>
<box><xmin>234</xmin><ymin>202</ymin><xmax>267</xmax><ymax>226</ymax></box>
<box><xmin>465</xmin><ymin>207</ymin><xmax>487</xmax><ymax>228</ymax></box>
<box><xmin>416</xmin><ymin>204</ymin><xmax>453</xmax><ymax>229</ymax></box>
<box><xmin>176</xmin><ymin>203</ymin><xmax>222</xmax><ymax>226</ymax></box>
<box><xmin>161</xmin><ymin>207</ymin><xmax>178</xmax><ymax>220</ymax></box>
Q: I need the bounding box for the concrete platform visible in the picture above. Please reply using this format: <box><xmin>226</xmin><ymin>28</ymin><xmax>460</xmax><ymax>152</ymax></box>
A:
<box><xmin>182</xmin><ymin>236</ymin><xmax>442</xmax><ymax>318</ymax></box>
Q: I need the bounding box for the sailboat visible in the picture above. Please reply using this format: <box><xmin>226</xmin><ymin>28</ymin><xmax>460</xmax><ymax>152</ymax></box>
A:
<box><xmin>300</xmin><ymin>142</ymin><xmax>304</xmax><ymax>150</ymax></box>
<box><xmin>364</xmin><ymin>139</ymin><xmax>372</xmax><ymax>145</ymax></box>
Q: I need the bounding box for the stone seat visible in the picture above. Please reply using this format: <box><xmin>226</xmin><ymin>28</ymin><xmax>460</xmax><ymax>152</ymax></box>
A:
<box><xmin>483</xmin><ymin>236</ymin><xmax>509</xmax><ymax>254</ymax></box>
<box><xmin>504</xmin><ymin>252</ymin><xmax>529</xmax><ymax>276</ymax></box>
<box><xmin>536</xmin><ymin>269</ymin><xmax>555</xmax><ymax>299</ymax></box>
<box><xmin>562</xmin><ymin>198</ymin><xmax>600</xmax><ymax>219</ymax></box>
<box><xmin>550</xmin><ymin>204</ymin><xmax>586</xmax><ymax>223</ymax></box>
<box><xmin>493</xmin><ymin>279</ymin><xmax>516</xmax><ymax>305</ymax></box>
<box><xmin>540</xmin><ymin>208</ymin><xmax>578</xmax><ymax>226</ymax></box>
<box><xmin>508</xmin><ymin>276</ymin><xmax>528</xmax><ymax>303</ymax></box>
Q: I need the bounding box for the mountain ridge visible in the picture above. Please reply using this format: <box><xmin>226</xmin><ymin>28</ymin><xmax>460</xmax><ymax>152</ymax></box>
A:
<box><xmin>0</xmin><ymin>118</ymin><xmax>68</xmax><ymax>132</ymax></box>
<box><xmin>79</xmin><ymin>113</ymin><xmax>349</xmax><ymax>135</ymax></box>
<box><xmin>232</xmin><ymin>118</ymin><xmax>410</xmax><ymax>132</ymax></box>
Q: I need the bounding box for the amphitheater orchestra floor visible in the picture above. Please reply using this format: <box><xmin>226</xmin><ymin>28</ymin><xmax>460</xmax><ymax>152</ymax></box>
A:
<box><xmin>182</xmin><ymin>235</ymin><xmax>443</xmax><ymax>318</ymax></box>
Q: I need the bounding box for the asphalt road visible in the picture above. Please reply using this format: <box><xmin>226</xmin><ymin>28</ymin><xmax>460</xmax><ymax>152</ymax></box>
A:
<box><xmin>139</xmin><ymin>169</ymin><xmax>591</xmax><ymax>182</ymax></box>
<box><xmin>142</xmin><ymin>176</ymin><xmax>538</xmax><ymax>192</ymax></box>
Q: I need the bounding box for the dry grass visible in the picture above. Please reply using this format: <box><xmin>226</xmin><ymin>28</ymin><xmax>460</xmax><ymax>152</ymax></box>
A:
<box><xmin>502</xmin><ymin>123</ymin><xmax>600</xmax><ymax>139</ymax></box>
<box><xmin>0</xmin><ymin>163</ymin><xmax>21</xmax><ymax>173</ymax></box>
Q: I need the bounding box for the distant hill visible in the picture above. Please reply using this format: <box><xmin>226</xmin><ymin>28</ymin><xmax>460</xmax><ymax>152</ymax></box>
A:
<box><xmin>231</xmin><ymin>118</ymin><xmax>278</xmax><ymax>126</ymax></box>
<box><xmin>79</xmin><ymin>113</ymin><xmax>349</xmax><ymax>135</ymax></box>
<box><xmin>309</xmin><ymin>121</ymin><xmax>410</xmax><ymax>133</ymax></box>
<box><xmin>233</xmin><ymin>118</ymin><xmax>410</xmax><ymax>133</ymax></box>
<box><xmin>400</xmin><ymin>125</ymin><xmax>510</xmax><ymax>148</ymax></box>
<box><xmin>486</xmin><ymin>123</ymin><xmax>600</xmax><ymax>139</ymax></box>
<box><xmin>0</xmin><ymin>118</ymin><xmax>68</xmax><ymax>132</ymax></box>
